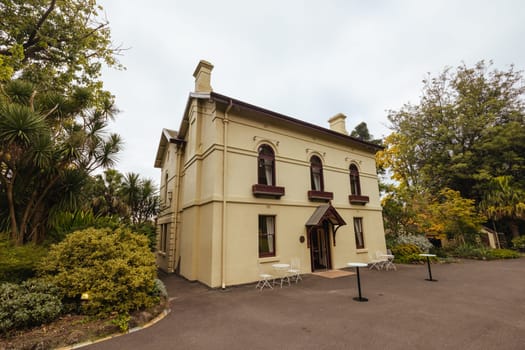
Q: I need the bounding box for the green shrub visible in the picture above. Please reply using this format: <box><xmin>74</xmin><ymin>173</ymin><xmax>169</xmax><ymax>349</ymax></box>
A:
<box><xmin>0</xmin><ymin>279</ymin><xmax>62</xmax><ymax>333</ymax></box>
<box><xmin>129</xmin><ymin>222</ymin><xmax>157</xmax><ymax>251</ymax></box>
<box><xmin>153</xmin><ymin>278</ymin><xmax>168</xmax><ymax>298</ymax></box>
<box><xmin>46</xmin><ymin>210</ymin><xmax>121</xmax><ymax>243</ymax></box>
<box><xmin>444</xmin><ymin>244</ymin><xmax>521</xmax><ymax>260</ymax></box>
<box><xmin>37</xmin><ymin>227</ymin><xmax>158</xmax><ymax>317</ymax></box>
<box><xmin>511</xmin><ymin>235</ymin><xmax>525</xmax><ymax>249</ymax></box>
<box><xmin>0</xmin><ymin>239</ymin><xmax>48</xmax><ymax>283</ymax></box>
<box><xmin>393</xmin><ymin>234</ymin><xmax>433</xmax><ymax>252</ymax></box>
<box><xmin>485</xmin><ymin>249</ymin><xmax>520</xmax><ymax>260</ymax></box>
<box><xmin>391</xmin><ymin>244</ymin><xmax>427</xmax><ymax>263</ymax></box>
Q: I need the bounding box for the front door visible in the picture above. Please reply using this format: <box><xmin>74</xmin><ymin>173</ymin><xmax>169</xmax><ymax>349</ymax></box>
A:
<box><xmin>311</xmin><ymin>222</ymin><xmax>332</xmax><ymax>271</ymax></box>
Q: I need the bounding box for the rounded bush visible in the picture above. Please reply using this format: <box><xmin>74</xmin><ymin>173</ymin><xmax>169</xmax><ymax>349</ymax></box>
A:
<box><xmin>0</xmin><ymin>279</ymin><xmax>62</xmax><ymax>333</ymax></box>
<box><xmin>511</xmin><ymin>236</ymin><xmax>525</xmax><ymax>249</ymax></box>
<box><xmin>394</xmin><ymin>234</ymin><xmax>433</xmax><ymax>252</ymax></box>
<box><xmin>391</xmin><ymin>244</ymin><xmax>426</xmax><ymax>263</ymax></box>
<box><xmin>37</xmin><ymin>227</ymin><xmax>157</xmax><ymax>317</ymax></box>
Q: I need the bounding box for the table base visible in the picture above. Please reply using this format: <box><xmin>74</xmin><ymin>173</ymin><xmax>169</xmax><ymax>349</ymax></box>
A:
<box><xmin>425</xmin><ymin>278</ymin><xmax>438</xmax><ymax>282</ymax></box>
<box><xmin>353</xmin><ymin>296</ymin><xmax>368</xmax><ymax>302</ymax></box>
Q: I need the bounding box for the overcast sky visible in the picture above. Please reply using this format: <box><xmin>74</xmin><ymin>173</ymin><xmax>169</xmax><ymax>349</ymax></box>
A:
<box><xmin>98</xmin><ymin>0</ymin><xmax>525</xmax><ymax>183</ymax></box>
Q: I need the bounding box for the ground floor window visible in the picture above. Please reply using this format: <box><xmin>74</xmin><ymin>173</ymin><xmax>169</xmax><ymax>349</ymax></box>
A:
<box><xmin>258</xmin><ymin>215</ymin><xmax>275</xmax><ymax>257</ymax></box>
<box><xmin>160</xmin><ymin>223</ymin><xmax>169</xmax><ymax>253</ymax></box>
<box><xmin>353</xmin><ymin>217</ymin><xmax>365</xmax><ymax>249</ymax></box>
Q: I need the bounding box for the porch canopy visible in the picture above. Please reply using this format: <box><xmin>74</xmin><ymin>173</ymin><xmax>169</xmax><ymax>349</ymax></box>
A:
<box><xmin>305</xmin><ymin>204</ymin><xmax>346</xmax><ymax>246</ymax></box>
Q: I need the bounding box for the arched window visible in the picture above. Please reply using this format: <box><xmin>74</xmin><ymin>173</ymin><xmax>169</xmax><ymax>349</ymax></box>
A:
<box><xmin>349</xmin><ymin>164</ymin><xmax>361</xmax><ymax>196</ymax></box>
<box><xmin>257</xmin><ymin>144</ymin><xmax>275</xmax><ymax>186</ymax></box>
<box><xmin>310</xmin><ymin>156</ymin><xmax>324</xmax><ymax>191</ymax></box>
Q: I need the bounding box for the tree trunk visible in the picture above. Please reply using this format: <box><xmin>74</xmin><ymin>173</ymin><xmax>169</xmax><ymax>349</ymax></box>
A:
<box><xmin>5</xmin><ymin>181</ymin><xmax>21</xmax><ymax>245</ymax></box>
<box><xmin>19</xmin><ymin>175</ymin><xmax>59</xmax><ymax>244</ymax></box>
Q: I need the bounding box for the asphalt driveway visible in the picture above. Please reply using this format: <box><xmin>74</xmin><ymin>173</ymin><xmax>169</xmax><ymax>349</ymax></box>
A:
<box><xmin>85</xmin><ymin>258</ymin><xmax>525</xmax><ymax>350</ymax></box>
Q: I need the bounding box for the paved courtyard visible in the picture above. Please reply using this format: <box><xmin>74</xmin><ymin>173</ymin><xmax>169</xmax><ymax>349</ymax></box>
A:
<box><xmin>85</xmin><ymin>258</ymin><xmax>525</xmax><ymax>350</ymax></box>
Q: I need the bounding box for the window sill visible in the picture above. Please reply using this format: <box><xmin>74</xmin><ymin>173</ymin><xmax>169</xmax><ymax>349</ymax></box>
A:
<box><xmin>349</xmin><ymin>195</ymin><xmax>369</xmax><ymax>205</ymax></box>
<box><xmin>252</xmin><ymin>184</ymin><xmax>285</xmax><ymax>198</ymax></box>
<box><xmin>258</xmin><ymin>256</ymin><xmax>280</xmax><ymax>264</ymax></box>
<box><xmin>356</xmin><ymin>249</ymin><xmax>368</xmax><ymax>254</ymax></box>
<box><xmin>307</xmin><ymin>190</ymin><xmax>334</xmax><ymax>202</ymax></box>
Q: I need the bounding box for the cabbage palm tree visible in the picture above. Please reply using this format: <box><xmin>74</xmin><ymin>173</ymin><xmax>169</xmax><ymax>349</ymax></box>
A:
<box><xmin>0</xmin><ymin>80</ymin><xmax>123</xmax><ymax>244</ymax></box>
<box><xmin>0</xmin><ymin>102</ymin><xmax>51</xmax><ymax>243</ymax></box>
<box><xmin>121</xmin><ymin>172</ymin><xmax>159</xmax><ymax>224</ymax></box>
<box><xmin>480</xmin><ymin>176</ymin><xmax>525</xmax><ymax>238</ymax></box>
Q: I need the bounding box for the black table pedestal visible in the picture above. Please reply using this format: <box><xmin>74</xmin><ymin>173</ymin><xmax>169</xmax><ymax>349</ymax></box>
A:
<box><xmin>424</xmin><ymin>256</ymin><xmax>438</xmax><ymax>282</ymax></box>
<box><xmin>353</xmin><ymin>266</ymin><xmax>368</xmax><ymax>302</ymax></box>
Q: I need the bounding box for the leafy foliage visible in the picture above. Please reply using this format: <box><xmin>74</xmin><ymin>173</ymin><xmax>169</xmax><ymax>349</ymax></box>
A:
<box><xmin>0</xmin><ymin>237</ymin><xmax>48</xmax><ymax>282</ymax></box>
<box><xmin>0</xmin><ymin>79</ymin><xmax>122</xmax><ymax>244</ymax></box>
<box><xmin>480</xmin><ymin>176</ymin><xmax>525</xmax><ymax>238</ymax></box>
<box><xmin>390</xmin><ymin>243</ymin><xmax>427</xmax><ymax>263</ymax></box>
<box><xmin>45</xmin><ymin>210</ymin><xmax>121</xmax><ymax>243</ymax></box>
<box><xmin>511</xmin><ymin>235</ymin><xmax>525</xmax><ymax>249</ymax></box>
<box><xmin>350</xmin><ymin>121</ymin><xmax>382</xmax><ymax>145</ymax></box>
<box><xmin>0</xmin><ymin>0</ymin><xmax>122</xmax><ymax>91</ymax></box>
<box><xmin>442</xmin><ymin>244</ymin><xmax>520</xmax><ymax>260</ymax></box>
<box><xmin>85</xmin><ymin>169</ymin><xmax>159</xmax><ymax>226</ymax></box>
<box><xmin>380</xmin><ymin>61</ymin><xmax>525</xmax><ymax>241</ymax></box>
<box><xmin>390</xmin><ymin>234</ymin><xmax>433</xmax><ymax>252</ymax></box>
<box><xmin>0</xmin><ymin>0</ymin><xmax>125</xmax><ymax>245</ymax></box>
<box><xmin>419</xmin><ymin>188</ymin><xmax>485</xmax><ymax>244</ymax></box>
<box><xmin>0</xmin><ymin>279</ymin><xmax>62</xmax><ymax>333</ymax></box>
<box><xmin>37</xmin><ymin>227</ymin><xmax>158</xmax><ymax>317</ymax></box>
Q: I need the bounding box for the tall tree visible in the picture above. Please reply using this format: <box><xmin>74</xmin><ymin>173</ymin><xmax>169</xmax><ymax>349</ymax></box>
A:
<box><xmin>386</xmin><ymin>61</ymin><xmax>525</xmax><ymax>200</ymax></box>
<box><xmin>350</xmin><ymin>121</ymin><xmax>382</xmax><ymax>145</ymax></box>
<box><xmin>382</xmin><ymin>61</ymin><xmax>525</xmax><ymax>239</ymax></box>
<box><xmin>0</xmin><ymin>0</ymin><xmax>123</xmax><ymax>244</ymax></box>
<box><xmin>0</xmin><ymin>80</ymin><xmax>121</xmax><ymax>244</ymax></box>
<box><xmin>120</xmin><ymin>173</ymin><xmax>159</xmax><ymax>225</ymax></box>
<box><xmin>0</xmin><ymin>0</ymin><xmax>122</xmax><ymax>94</ymax></box>
<box><xmin>480</xmin><ymin>176</ymin><xmax>525</xmax><ymax>238</ymax></box>
<box><xmin>89</xmin><ymin>169</ymin><xmax>128</xmax><ymax>218</ymax></box>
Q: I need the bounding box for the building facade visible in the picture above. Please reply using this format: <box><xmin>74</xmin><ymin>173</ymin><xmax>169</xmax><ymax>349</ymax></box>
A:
<box><xmin>154</xmin><ymin>60</ymin><xmax>387</xmax><ymax>288</ymax></box>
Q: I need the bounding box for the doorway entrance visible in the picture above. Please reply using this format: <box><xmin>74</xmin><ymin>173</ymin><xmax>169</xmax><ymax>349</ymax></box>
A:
<box><xmin>305</xmin><ymin>204</ymin><xmax>347</xmax><ymax>273</ymax></box>
<box><xmin>310</xmin><ymin>222</ymin><xmax>332</xmax><ymax>271</ymax></box>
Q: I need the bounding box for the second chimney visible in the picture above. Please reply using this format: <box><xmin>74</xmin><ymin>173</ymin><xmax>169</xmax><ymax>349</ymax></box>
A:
<box><xmin>328</xmin><ymin>113</ymin><xmax>349</xmax><ymax>135</ymax></box>
<box><xmin>193</xmin><ymin>60</ymin><xmax>214</xmax><ymax>92</ymax></box>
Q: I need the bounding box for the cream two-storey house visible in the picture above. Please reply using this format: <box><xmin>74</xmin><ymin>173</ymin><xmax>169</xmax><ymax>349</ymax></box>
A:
<box><xmin>154</xmin><ymin>60</ymin><xmax>387</xmax><ymax>288</ymax></box>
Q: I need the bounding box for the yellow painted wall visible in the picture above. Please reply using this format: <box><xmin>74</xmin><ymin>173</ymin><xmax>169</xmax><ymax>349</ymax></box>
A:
<box><xmin>159</xmin><ymin>97</ymin><xmax>387</xmax><ymax>288</ymax></box>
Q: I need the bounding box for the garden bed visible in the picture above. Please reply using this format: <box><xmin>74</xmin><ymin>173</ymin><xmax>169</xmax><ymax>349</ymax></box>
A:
<box><xmin>0</xmin><ymin>300</ymin><xmax>168</xmax><ymax>350</ymax></box>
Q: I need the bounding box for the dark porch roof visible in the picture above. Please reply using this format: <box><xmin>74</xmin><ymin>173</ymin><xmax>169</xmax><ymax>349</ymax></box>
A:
<box><xmin>305</xmin><ymin>204</ymin><xmax>346</xmax><ymax>227</ymax></box>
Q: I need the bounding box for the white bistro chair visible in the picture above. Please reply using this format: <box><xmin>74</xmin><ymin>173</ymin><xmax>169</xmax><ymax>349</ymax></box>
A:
<box><xmin>287</xmin><ymin>258</ymin><xmax>302</xmax><ymax>283</ymax></box>
<box><xmin>256</xmin><ymin>265</ymin><xmax>274</xmax><ymax>290</ymax></box>
<box><xmin>384</xmin><ymin>249</ymin><xmax>397</xmax><ymax>271</ymax></box>
<box><xmin>368</xmin><ymin>253</ymin><xmax>385</xmax><ymax>270</ymax></box>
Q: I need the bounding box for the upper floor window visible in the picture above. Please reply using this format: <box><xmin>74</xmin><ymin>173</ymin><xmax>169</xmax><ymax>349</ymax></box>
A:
<box><xmin>310</xmin><ymin>156</ymin><xmax>324</xmax><ymax>191</ymax></box>
<box><xmin>258</xmin><ymin>145</ymin><xmax>275</xmax><ymax>186</ymax></box>
<box><xmin>349</xmin><ymin>164</ymin><xmax>361</xmax><ymax>195</ymax></box>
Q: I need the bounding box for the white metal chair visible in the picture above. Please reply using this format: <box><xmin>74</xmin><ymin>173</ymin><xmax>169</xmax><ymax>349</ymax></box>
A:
<box><xmin>287</xmin><ymin>258</ymin><xmax>302</xmax><ymax>283</ymax></box>
<box><xmin>368</xmin><ymin>254</ymin><xmax>384</xmax><ymax>270</ymax></box>
<box><xmin>256</xmin><ymin>265</ymin><xmax>274</xmax><ymax>290</ymax></box>
<box><xmin>369</xmin><ymin>251</ymin><xmax>388</xmax><ymax>270</ymax></box>
<box><xmin>384</xmin><ymin>249</ymin><xmax>397</xmax><ymax>271</ymax></box>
